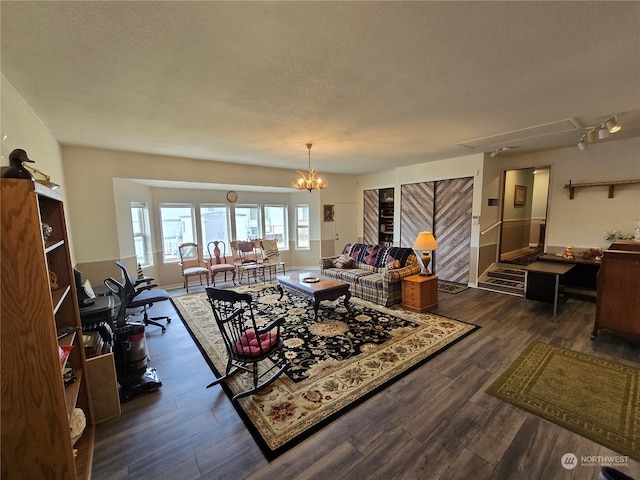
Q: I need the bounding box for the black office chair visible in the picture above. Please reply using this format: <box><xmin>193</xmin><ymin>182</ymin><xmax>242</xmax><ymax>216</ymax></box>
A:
<box><xmin>115</xmin><ymin>261</ymin><xmax>171</xmax><ymax>333</ymax></box>
<box><xmin>104</xmin><ymin>276</ymin><xmax>162</xmax><ymax>401</ymax></box>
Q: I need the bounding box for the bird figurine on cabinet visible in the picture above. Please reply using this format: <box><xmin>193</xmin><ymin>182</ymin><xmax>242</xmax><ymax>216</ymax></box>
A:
<box><xmin>2</xmin><ymin>149</ymin><xmax>35</xmax><ymax>179</ymax></box>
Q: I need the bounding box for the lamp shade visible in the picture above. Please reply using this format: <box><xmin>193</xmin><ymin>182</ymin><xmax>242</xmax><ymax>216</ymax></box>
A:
<box><xmin>413</xmin><ymin>231</ymin><xmax>438</xmax><ymax>251</ymax></box>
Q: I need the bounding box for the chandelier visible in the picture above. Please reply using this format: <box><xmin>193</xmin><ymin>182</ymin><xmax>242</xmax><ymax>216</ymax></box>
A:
<box><xmin>292</xmin><ymin>143</ymin><xmax>328</xmax><ymax>192</ymax></box>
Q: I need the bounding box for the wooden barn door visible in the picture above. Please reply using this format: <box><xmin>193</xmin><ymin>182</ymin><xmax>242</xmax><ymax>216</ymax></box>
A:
<box><xmin>433</xmin><ymin>177</ymin><xmax>474</xmax><ymax>284</ymax></box>
<box><xmin>400</xmin><ymin>182</ymin><xmax>434</xmax><ymax>247</ymax></box>
<box><xmin>363</xmin><ymin>189</ymin><xmax>379</xmax><ymax>245</ymax></box>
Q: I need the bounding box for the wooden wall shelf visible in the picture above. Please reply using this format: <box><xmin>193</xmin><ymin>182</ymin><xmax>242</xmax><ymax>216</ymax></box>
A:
<box><xmin>563</xmin><ymin>179</ymin><xmax>640</xmax><ymax>199</ymax></box>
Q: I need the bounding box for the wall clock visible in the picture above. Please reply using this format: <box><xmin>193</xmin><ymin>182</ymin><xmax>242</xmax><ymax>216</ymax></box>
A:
<box><xmin>226</xmin><ymin>191</ymin><xmax>238</xmax><ymax>203</ymax></box>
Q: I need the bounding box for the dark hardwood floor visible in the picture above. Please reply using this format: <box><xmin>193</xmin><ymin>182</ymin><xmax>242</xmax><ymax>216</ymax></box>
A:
<box><xmin>92</xmin><ymin>274</ymin><xmax>640</xmax><ymax>480</ymax></box>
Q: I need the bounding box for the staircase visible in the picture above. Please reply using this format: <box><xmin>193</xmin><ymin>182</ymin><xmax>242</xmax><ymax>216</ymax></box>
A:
<box><xmin>478</xmin><ymin>263</ymin><xmax>525</xmax><ymax>297</ymax></box>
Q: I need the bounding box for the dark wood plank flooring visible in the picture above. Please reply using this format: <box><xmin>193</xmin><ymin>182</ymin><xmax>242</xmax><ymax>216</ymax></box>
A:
<box><xmin>92</xmin><ymin>275</ymin><xmax>640</xmax><ymax>480</ymax></box>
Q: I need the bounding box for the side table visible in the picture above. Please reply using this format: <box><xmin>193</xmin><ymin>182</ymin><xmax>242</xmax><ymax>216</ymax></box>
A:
<box><xmin>402</xmin><ymin>275</ymin><xmax>438</xmax><ymax>313</ymax></box>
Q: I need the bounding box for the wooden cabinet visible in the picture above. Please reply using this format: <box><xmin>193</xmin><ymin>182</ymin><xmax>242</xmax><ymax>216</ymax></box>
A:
<box><xmin>1</xmin><ymin>179</ymin><xmax>95</xmax><ymax>479</ymax></box>
<box><xmin>593</xmin><ymin>241</ymin><xmax>640</xmax><ymax>339</ymax></box>
<box><xmin>402</xmin><ymin>275</ymin><xmax>438</xmax><ymax>313</ymax></box>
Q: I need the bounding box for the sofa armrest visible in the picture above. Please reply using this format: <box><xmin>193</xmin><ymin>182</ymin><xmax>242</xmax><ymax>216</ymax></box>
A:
<box><xmin>320</xmin><ymin>256</ymin><xmax>339</xmax><ymax>272</ymax></box>
<box><xmin>382</xmin><ymin>263</ymin><xmax>422</xmax><ymax>287</ymax></box>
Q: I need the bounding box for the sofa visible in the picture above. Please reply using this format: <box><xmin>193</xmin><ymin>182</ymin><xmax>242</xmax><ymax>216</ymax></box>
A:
<box><xmin>320</xmin><ymin>243</ymin><xmax>421</xmax><ymax>306</ymax></box>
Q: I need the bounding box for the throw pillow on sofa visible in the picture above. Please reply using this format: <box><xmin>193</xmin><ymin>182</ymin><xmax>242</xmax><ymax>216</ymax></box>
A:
<box><xmin>335</xmin><ymin>254</ymin><xmax>355</xmax><ymax>269</ymax></box>
<box><xmin>385</xmin><ymin>257</ymin><xmax>401</xmax><ymax>271</ymax></box>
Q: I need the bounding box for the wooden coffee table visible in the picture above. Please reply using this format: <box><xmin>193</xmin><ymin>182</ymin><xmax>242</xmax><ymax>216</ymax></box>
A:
<box><xmin>277</xmin><ymin>272</ymin><xmax>351</xmax><ymax>320</ymax></box>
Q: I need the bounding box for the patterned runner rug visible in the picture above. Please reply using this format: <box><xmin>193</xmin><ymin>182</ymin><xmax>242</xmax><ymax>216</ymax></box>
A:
<box><xmin>172</xmin><ymin>284</ymin><xmax>478</xmax><ymax>459</ymax></box>
<box><xmin>486</xmin><ymin>341</ymin><xmax>640</xmax><ymax>461</ymax></box>
<box><xmin>437</xmin><ymin>280</ymin><xmax>470</xmax><ymax>294</ymax></box>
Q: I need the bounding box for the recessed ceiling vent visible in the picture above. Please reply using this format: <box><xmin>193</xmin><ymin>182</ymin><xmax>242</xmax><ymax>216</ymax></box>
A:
<box><xmin>458</xmin><ymin>118</ymin><xmax>583</xmax><ymax>150</ymax></box>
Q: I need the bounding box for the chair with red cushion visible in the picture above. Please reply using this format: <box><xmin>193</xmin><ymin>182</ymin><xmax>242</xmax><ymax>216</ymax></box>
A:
<box><xmin>204</xmin><ymin>287</ymin><xmax>288</xmax><ymax>401</ymax></box>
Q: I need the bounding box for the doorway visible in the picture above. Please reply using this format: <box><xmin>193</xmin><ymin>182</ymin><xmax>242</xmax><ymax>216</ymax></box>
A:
<box><xmin>334</xmin><ymin>202</ymin><xmax>357</xmax><ymax>255</ymax></box>
<box><xmin>499</xmin><ymin>166</ymin><xmax>550</xmax><ymax>264</ymax></box>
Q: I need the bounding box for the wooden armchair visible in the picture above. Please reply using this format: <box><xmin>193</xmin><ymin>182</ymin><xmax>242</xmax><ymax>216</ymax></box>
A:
<box><xmin>178</xmin><ymin>242</ymin><xmax>210</xmax><ymax>293</ymax></box>
<box><xmin>207</xmin><ymin>241</ymin><xmax>236</xmax><ymax>286</ymax></box>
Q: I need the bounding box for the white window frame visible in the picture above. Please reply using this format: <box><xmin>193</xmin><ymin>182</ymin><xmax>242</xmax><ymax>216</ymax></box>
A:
<box><xmin>159</xmin><ymin>203</ymin><xmax>196</xmax><ymax>263</ymax></box>
<box><xmin>200</xmin><ymin>203</ymin><xmax>231</xmax><ymax>253</ymax></box>
<box><xmin>263</xmin><ymin>204</ymin><xmax>288</xmax><ymax>251</ymax></box>
<box><xmin>295</xmin><ymin>204</ymin><xmax>310</xmax><ymax>250</ymax></box>
<box><xmin>233</xmin><ymin>204</ymin><xmax>262</xmax><ymax>241</ymax></box>
<box><xmin>130</xmin><ymin>202</ymin><xmax>152</xmax><ymax>267</ymax></box>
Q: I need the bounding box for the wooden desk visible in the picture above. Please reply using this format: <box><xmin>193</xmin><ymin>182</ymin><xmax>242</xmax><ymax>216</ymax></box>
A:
<box><xmin>537</xmin><ymin>253</ymin><xmax>600</xmax><ymax>298</ymax></box>
<box><xmin>523</xmin><ymin>262</ymin><xmax>575</xmax><ymax>316</ymax></box>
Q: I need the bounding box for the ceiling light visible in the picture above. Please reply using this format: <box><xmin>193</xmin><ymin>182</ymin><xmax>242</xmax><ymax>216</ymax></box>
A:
<box><xmin>605</xmin><ymin>117</ymin><xmax>621</xmax><ymax>134</ymax></box>
<box><xmin>577</xmin><ymin>135</ymin><xmax>588</xmax><ymax>151</ymax></box>
<box><xmin>598</xmin><ymin>126</ymin><xmax>610</xmax><ymax>140</ymax></box>
<box><xmin>576</xmin><ymin>114</ymin><xmax>621</xmax><ymax>150</ymax></box>
<box><xmin>489</xmin><ymin>147</ymin><xmax>514</xmax><ymax>158</ymax></box>
<box><xmin>292</xmin><ymin>143</ymin><xmax>328</xmax><ymax>192</ymax></box>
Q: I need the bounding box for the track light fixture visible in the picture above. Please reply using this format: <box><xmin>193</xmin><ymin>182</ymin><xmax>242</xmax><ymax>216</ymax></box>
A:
<box><xmin>577</xmin><ymin>115</ymin><xmax>621</xmax><ymax>151</ymax></box>
<box><xmin>605</xmin><ymin>117</ymin><xmax>621</xmax><ymax>133</ymax></box>
<box><xmin>489</xmin><ymin>147</ymin><xmax>514</xmax><ymax>158</ymax></box>
<box><xmin>586</xmin><ymin>129</ymin><xmax>598</xmax><ymax>143</ymax></box>
<box><xmin>598</xmin><ymin>126</ymin><xmax>610</xmax><ymax>140</ymax></box>
<box><xmin>577</xmin><ymin>135</ymin><xmax>588</xmax><ymax>151</ymax></box>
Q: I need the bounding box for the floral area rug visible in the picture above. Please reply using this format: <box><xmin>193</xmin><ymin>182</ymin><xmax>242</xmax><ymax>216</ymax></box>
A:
<box><xmin>171</xmin><ymin>284</ymin><xmax>478</xmax><ymax>460</ymax></box>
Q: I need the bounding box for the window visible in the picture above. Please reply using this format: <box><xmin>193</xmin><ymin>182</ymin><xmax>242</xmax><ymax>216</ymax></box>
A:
<box><xmin>264</xmin><ymin>204</ymin><xmax>288</xmax><ymax>250</ymax></box>
<box><xmin>200</xmin><ymin>204</ymin><xmax>231</xmax><ymax>251</ymax></box>
<box><xmin>130</xmin><ymin>202</ymin><xmax>152</xmax><ymax>266</ymax></box>
<box><xmin>296</xmin><ymin>204</ymin><xmax>310</xmax><ymax>249</ymax></box>
<box><xmin>160</xmin><ymin>204</ymin><xmax>195</xmax><ymax>262</ymax></box>
<box><xmin>234</xmin><ymin>205</ymin><xmax>261</xmax><ymax>241</ymax></box>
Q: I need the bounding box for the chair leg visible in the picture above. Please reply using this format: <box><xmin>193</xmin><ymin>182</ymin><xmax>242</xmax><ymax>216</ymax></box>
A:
<box><xmin>142</xmin><ymin>306</ymin><xmax>170</xmax><ymax>333</ymax></box>
<box><xmin>230</xmin><ymin>360</ymin><xmax>289</xmax><ymax>402</ymax></box>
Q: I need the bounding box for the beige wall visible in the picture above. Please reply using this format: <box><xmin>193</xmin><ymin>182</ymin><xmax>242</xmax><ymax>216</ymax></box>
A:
<box><xmin>60</xmin><ymin>146</ymin><xmax>354</xmax><ymax>286</ymax></box>
<box><xmin>356</xmin><ymin>154</ymin><xmax>485</xmax><ymax>284</ymax></box>
<box><xmin>4</xmin><ymin>75</ymin><xmax>639</xmax><ymax>288</ymax></box>
<box><xmin>495</xmin><ymin>138</ymin><xmax>640</xmax><ymax>251</ymax></box>
<box><xmin>0</xmin><ymin>75</ymin><xmax>75</xmax><ymax>258</ymax></box>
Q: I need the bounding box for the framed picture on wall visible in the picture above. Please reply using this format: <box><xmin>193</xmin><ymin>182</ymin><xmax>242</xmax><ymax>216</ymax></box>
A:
<box><xmin>514</xmin><ymin>185</ymin><xmax>526</xmax><ymax>206</ymax></box>
<box><xmin>324</xmin><ymin>204</ymin><xmax>335</xmax><ymax>222</ymax></box>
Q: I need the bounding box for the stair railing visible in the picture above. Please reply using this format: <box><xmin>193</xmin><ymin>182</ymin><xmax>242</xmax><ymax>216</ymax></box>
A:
<box><xmin>481</xmin><ymin>220</ymin><xmax>502</xmax><ymax>235</ymax></box>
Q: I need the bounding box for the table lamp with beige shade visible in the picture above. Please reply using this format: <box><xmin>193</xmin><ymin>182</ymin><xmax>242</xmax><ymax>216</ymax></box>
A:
<box><xmin>412</xmin><ymin>231</ymin><xmax>439</xmax><ymax>276</ymax></box>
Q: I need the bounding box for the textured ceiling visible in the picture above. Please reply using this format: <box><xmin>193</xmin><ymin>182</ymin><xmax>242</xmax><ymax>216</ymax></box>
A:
<box><xmin>1</xmin><ymin>1</ymin><xmax>639</xmax><ymax>175</ymax></box>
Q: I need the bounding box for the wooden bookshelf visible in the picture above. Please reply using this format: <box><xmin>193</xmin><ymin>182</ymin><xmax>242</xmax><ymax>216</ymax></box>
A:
<box><xmin>1</xmin><ymin>178</ymin><xmax>95</xmax><ymax>479</ymax></box>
